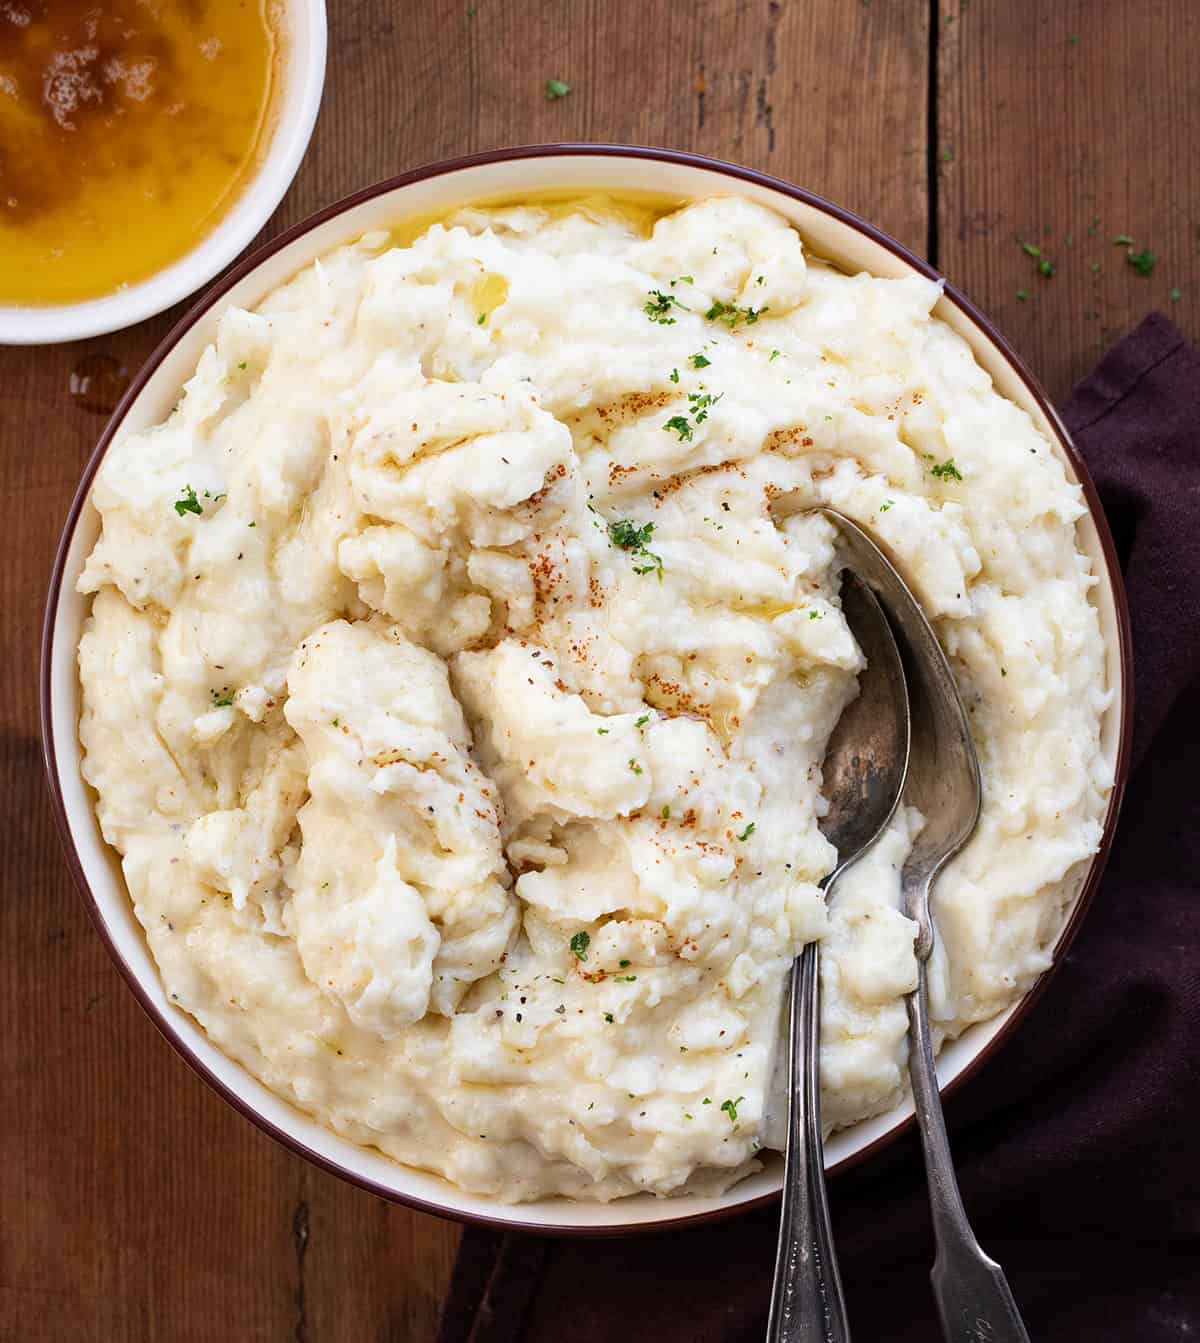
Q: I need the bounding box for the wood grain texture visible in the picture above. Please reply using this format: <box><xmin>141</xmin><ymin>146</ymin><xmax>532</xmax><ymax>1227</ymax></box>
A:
<box><xmin>937</xmin><ymin>0</ymin><xmax>1200</xmax><ymax>402</ymax></box>
<box><xmin>0</xmin><ymin>0</ymin><xmax>1194</xmax><ymax>1339</ymax></box>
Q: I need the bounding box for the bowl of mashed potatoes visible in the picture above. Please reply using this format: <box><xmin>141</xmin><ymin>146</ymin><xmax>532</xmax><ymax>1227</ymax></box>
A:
<box><xmin>41</xmin><ymin>146</ymin><xmax>1132</xmax><ymax>1232</ymax></box>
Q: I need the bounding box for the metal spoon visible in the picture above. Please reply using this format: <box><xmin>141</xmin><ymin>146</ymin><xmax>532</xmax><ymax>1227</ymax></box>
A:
<box><xmin>820</xmin><ymin>509</ymin><xmax>1032</xmax><ymax>1343</ymax></box>
<box><xmin>768</xmin><ymin>568</ymin><xmax>910</xmax><ymax>1343</ymax></box>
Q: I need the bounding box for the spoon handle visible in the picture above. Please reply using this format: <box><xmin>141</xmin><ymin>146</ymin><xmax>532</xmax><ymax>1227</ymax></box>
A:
<box><xmin>766</xmin><ymin>945</ymin><xmax>851</xmax><ymax>1343</ymax></box>
<box><xmin>907</xmin><ymin>958</ymin><xmax>1031</xmax><ymax>1343</ymax></box>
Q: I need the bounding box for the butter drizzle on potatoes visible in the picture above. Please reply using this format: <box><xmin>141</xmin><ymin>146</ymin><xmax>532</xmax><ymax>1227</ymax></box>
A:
<box><xmin>77</xmin><ymin>196</ymin><xmax>1110</xmax><ymax>1200</ymax></box>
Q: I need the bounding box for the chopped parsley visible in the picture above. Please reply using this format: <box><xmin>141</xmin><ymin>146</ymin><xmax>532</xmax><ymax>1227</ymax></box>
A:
<box><xmin>720</xmin><ymin>1096</ymin><xmax>745</xmax><ymax>1123</ymax></box>
<box><xmin>940</xmin><ymin>145</ymin><xmax>954</xmax><ymax>163</ymax></box>
<box><xmin>1170</xmin><ymin>287</ymin><xmax>1182</xmax><ymax>303</ymax></box>
<box><xmin>569</xmin><ymin>930</ymin><xmax>591</xmax><ymax>961</ymax></box>
<box><xmin>1113</xmin><ymin>233</ymin><xmax>1135</xmax><ymax>246</ymax></box>
<box><xmin>705</xmin><ymin>298</ymin><xmax>768</xmax><ymax>329</ymax></box>
<box><xmin>608</xmin><ymin>518</ymin><xmax>655</xmax><ymax>551</ymax></box>
<box><xmin>604</xmin><ymin>1012</ymin><xmax>614</xmax><ymax>1024</ymax></box>
<box><xmin>930</xmin><ymin>458</ymin><xmax>964</xmax><ymax>481</ymax></box>
<box><xmin>663</xmin><ymin>414</ymin><xmax>694</xmax><ymax>441</ymax></box>
<box><xmin>545</xmin><ymin>78</ymin><xmax>571</xmax><ymax>99</ymax></box>
<box><xmin>619</xmin><ymin>959</ymin><xmax>631</xmax><ymax>968</ymax></box>
<box><xmin>736</xmin><ymin>822</ymin><xmax>756</xmax><ymax>841</ymax></box>
<box><xmin>671</xmin><ymin>275</ymin><xmax>694</xmax><ymax>286</ymax></box>
<box><xmin>634</xmin><ymin>714</ymin><xmax>650</xmax><ymax>729</ymax></box>
<box><xmin>661</xmin><ymin>804</ymin><xmax>671</xmax><ymax>819</ymax></box>
<box><xmin>669</xmin><ymin>367</ymin><xmax>680</xmax><ymax>384</ymax></box>
<box><xmin>1016</xmin><ymin>288</ymin><xmax>1030</xmax><ymax>301</ymax></box>
<box><xmin>477</xmin><ymin>311</ymin><xmax>488</xmax><ymax>325</ymax></box>
<box><xmin>597</xmin><ymin>726</ymin><xmax>610</xmax><ymax>735</ymax></box>
<box><xmin>331</xmin><ymin>718</ymin><xmax>340</xmax><ymax>727</ymax></box>
<box><xmin>607</xmin><ymin>516</ymin><xmax>663</xmax><ymax>578</ymax></box>
<box><xmin>688</xmin><ymin>352</ymin><xmax>711</xmax><ymax>369</ymax></box>
<box><xmin>1021</xmin><ymin>241</ymin><xmax>1042</xmax><ymax>258</ymax></box>
<box><xmin>768</xmin><ymin>349</ymin><xmax>781</xmax><ymax>362</ymax></box>
<box><xmin>687</xmin><ymin>390</ymin><xmax>722</xmax><ymax>424</ymax></box>
<box><xmin>237</xmin><ymin>361</ymin><xmax>247</xmax><ymax>371</ymax></box>
<box><xmin>880</xmin><ymin>499</ymin><xmax>894</xmax><ymax>512</ymax></box>
<box><xmin>614</xmin><ymin>975</ymin><xmax>637</xmax><ymax>983</ymax></box>
<box><xmin>174</xmin><ymin>485</ymin><xmax>203</xmax><ymax>517</ymax></box>
<box><xmin>211</xmin><ymin>689</ymin><xmax>234</xmax><ymax>708</ymax></box>
<box><xmin>644</xmin><ymin>289</ymin><xmax>688</xmax><ymax>323</ymax></box>
<box><xmin>1127</xmin><ymin>248</ymin><xmax>1156</xmax><ymax>277</ymax></box>
<box><xmin>808</xmin><ymin>609</ymin><xmax>822</xmax><ymax>620</ymax></box>
<box><xmin>628</xmin><ymin>758</ymin><xmax>643</xmax><ymax>775</ymax></box>
<box><xmin>1038</xmin><ymin>258</ymin><xmax>1055</xmax><ymax>277</ymax></box>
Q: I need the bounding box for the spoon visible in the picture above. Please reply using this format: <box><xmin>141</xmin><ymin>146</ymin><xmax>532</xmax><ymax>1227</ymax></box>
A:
<box><xmin>767</xmin><ymin>567</ymin><xmax>910</xmax><ymax>1343</ymax></box>
<box><xmin>819</xmin><ymin>509</ymin><xmax>1032</xmax><ymax>1343</ymax></box>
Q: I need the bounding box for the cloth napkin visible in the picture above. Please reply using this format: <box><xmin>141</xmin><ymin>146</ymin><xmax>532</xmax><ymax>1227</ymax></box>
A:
<box><xmin>436</xmin><ymin>313</ymin><xmax>1200</xmax><ymax>1343</ymax></box>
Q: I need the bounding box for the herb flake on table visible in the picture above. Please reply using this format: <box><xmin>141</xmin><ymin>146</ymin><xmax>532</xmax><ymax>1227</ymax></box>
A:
<box><xmin>545</xmin><ymin>78</ymin><xmax>571</xmax><ymax>99</ymax></box>
<box><xmin>1127</xmin><ymin>248</ymin><xmax>1156</xmax><ymax>277</ymax></box>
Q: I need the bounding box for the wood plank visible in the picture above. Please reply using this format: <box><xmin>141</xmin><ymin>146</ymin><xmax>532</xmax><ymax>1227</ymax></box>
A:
<box><xmin>938</xmin><ymin>0</ymin><xmax>1200</xmax><ymax>404</ymax></box>
<box><xmin>0</xmin><ymin>2</ymin><xmax>928</xmax><ymax>1339</ymax></box>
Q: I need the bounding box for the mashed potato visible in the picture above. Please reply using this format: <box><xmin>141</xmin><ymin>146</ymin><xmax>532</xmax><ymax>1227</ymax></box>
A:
<box><xmin>76</xmin><ymin>196</ymin><xmax>1112</xmax><ymax>1201</ymax></box>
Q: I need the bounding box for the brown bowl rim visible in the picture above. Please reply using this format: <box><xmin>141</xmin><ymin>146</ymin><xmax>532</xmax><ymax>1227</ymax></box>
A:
<box><xmin>39</xmin><ymin>142</ymin><xmax>1135</xmax><ymax>1238</ymax></box>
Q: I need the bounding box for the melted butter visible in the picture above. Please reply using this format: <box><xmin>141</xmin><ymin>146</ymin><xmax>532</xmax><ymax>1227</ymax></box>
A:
<box><xmin>381</xmin><ymin>190</ymin><xmax>689</xmax><ymax>251</ymax></box>
<box><xmin>0</xmin><ymin>0</ymin><xmax>276</xmax><ymax>306</ymax></box>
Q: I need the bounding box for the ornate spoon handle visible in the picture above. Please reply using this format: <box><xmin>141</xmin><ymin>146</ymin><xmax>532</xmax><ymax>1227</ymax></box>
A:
<box><xmin>908</xmin><ymin>956</ymin><xmax>1031</xmax><ymax>1343</ymax></box>
<box><xmin>766</xmin><ymin>943</ymin><xmax>851</xmax><ymax>1343</ymax></box>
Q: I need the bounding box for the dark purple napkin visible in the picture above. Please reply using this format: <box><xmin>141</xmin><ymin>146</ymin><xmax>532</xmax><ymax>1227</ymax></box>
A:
<box><xmin>437</xmin><ymin>314</ymin><xmax>1200</xmax><ymax>1343</ymax></box>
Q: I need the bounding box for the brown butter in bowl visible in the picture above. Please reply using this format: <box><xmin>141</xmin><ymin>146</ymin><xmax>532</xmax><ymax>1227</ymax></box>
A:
<box><xmin>0</xmin><ymin>0</ymin><xmax>277</xmax><ymax>306</ymax></box>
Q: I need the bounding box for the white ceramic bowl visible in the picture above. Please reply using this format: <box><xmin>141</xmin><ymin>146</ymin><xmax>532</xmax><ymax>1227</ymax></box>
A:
<box><xmin>0</xmin><ymin>0</ymin><xmax>326</xmax><ymax>347</ymax></box>
<box><xmin>41</xmin><ymin>146</ymin><xmax>1133</xmax><ymax>1233</ymax></box>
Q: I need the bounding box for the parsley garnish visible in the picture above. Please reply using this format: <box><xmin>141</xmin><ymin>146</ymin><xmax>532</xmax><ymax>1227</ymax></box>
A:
<box><xmin>1127</xmin><ymin>248</ymin><xmax>1156</xmax><ymax>277</ymax></box>
<box><xmin>768</xmin><ymin>349</ymin><xmax>781</xmax><ymax>362</ymax></box>
<box><xmin>736</xmin><ymin>822</ymin><xmax>755</xmax><ymax>841</ymax></box>
<box><xmin>174</xmin><ymin>485</ymin><xmax>203</xmax><ymax>517</ymax></box>
<box><xmin>669</xmin><ymin>367</ymin><xmax>680</xmax><ymax>383</ymax></box>
<box><xmin>619</xmin><ymin>959</ymin><xmax>631</xmax><ymax>968</ymax></box>
<box><xmin>570</xmin><ymin>930</ymin><xmax>590</xmax><ymax>961</ymax></box>
<box><xmin>597</xmin><ymin>726</ymin><xmax>610</xmax><ymax>735</ymax></box>
<box><xmin>604</xmin><ymin>1012</ymin><xmax>614</xmax><ymax>1023</ymax></box>
<box><xmin>1021</xmin><ymin>242</ymin><xmax>1042</xmax><ymax>258</ymax></box>
<box><xmin>664</xmin><ymin>414</ymin><xmax>694</xmax><ymax>441</ymax></box>
<box><xmin>720</xmin><ymin>1096</ymin><xmax>745</xmax><ymax>1123</ymax></box>
<box><xmin>880</xmin><ymin>499</ymin><xmax>893</xmax><ymax>512</ymax></box>
<box><xmin>689</xmin><ymin>352</ymin><xmax>711</xmax><ymax>369</ymax></box>
<box><xmin>477</xmin><ymin>311</ymin><xmax>488</xmax><ymax>325</ymax></box>
<box><xmin>687</xmin><ymin>390</ymin><xmax>722</xmax><ymax>424</ymax></box>
<box><xmin>661</xmin><ymin>804</ymin><xmax>671</xmax><ymax>819</ymax></box>
<box><xmin>1016</xmin><ymin>289</ymin><xmax>1030</xmax><ymax>301</ymax></box>
<box><xmin>628</xmin><ymin>758</ymin><xmax>643</xmax><ymax>775</ymax></box>
<box><xmin>237</xmin><ymin>361</ymin><xmax>247</xmax><ymax>371</ymax></box>
<box><xmin>607</xmin><ymin>516</ymin><xmax>663</xmax><ymax>579</ymax></box>
<box><xmin>644</xmin><ymin>289</ymin><xmax>688</xmax><ymax>324</ymax></box>
<box><xmin>614</xmin><ymin>975</ymin><xmax>637</xmax><ymax>983</ymax></box>
<box><xmin>930</xmin><ymin>458</ymin><xmax>964</xmax><ymax>481</ymax></box>
<box><xmin>545</xmin><ymin>78</ymin><xmax>571</xmax><ymax>99</ymax></box>
<box><xmin>211</xmin><ymin>689</ymin><xmax>234</xmax><ymax>708</ymax></box>
<box><xmin>634</xmin><ymin>714</ymin><xmax>650</xmax><ymax>729</ymax></box>
<box><xmin>705</xmin><ymin>299</ymin><xmax>767</xmax><ymax>329</ymax></box>
<box><xmin>609</xmin><ymin>518</ymin><xmax>654</xmax><ymax>550</ymax></box>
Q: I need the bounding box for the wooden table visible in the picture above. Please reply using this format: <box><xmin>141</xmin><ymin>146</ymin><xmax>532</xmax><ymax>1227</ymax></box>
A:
<box><xmin>2</xmin><ymin>2</ymin><xmax>1195</xmax><ymax>1338</ymax></box>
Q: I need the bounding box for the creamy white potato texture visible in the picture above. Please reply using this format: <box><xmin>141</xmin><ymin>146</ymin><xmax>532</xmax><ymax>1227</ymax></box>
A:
<box><xmin>77</xmin><ymin>196</ymin><xmax>1112</xmax><ymax>1201</ymax></box>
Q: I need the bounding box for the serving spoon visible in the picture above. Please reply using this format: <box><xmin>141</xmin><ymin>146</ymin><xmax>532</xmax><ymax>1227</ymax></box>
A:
<box><xmin>767</xmin><ymin>567</ymin><xmax>910</xmax><ymax>1343</ymax></box>
<box><xmin>822</xmin><ymin>510</ymin><xmax>1031</xmax><ymax>1343</ymax></box>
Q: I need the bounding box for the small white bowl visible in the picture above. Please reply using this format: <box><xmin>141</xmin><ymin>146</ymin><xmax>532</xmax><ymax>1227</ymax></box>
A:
<box><xmin>41</xmin><ymin>147</ymin><xmax>1133</xmax><ymax>1234</ymax></box>
<box><xmin>0</xmin><ymin>1</ymin><xmax>326</xmax><ymax>347</ymax></box>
